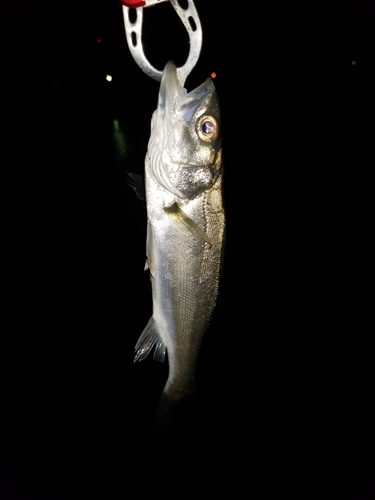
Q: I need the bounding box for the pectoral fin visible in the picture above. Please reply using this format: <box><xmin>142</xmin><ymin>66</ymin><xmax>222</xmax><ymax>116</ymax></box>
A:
<box><xmin>164</xmin><ymin>203</ymin><xmax>212</xmax><ymax>245</ymax></box>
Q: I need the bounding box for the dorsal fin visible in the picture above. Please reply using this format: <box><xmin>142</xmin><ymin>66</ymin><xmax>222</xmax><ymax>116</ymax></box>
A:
<box><xmin>134</xmin><ymin>317</ymin><xmax>166</xmax><ymax>363</ymax></box>
<box><xmin>126</xmin><ymin>172</ymin><xmax>145</xmax><ymax>201</ymax></box>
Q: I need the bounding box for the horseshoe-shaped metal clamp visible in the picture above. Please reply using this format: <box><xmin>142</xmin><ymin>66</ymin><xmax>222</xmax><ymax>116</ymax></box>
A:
<box><xmin>120</xmin><ymin>0</ymin><xmax>202</xmax><ymax>86</ymax></box>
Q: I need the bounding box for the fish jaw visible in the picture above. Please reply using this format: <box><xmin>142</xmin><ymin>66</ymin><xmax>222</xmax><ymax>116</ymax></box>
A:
<box><xmin>148</xmin><ymin>61</ymin><xmax>223</xmax><ymax>201</ymax></box>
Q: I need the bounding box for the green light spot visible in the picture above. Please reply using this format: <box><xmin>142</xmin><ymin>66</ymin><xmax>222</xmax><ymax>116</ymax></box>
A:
<box><xmin>106</xmin><ymin>75</ymin><xmax>113</xmax><ymax>82</ymax></box>
<box><xmin>112</xmin><ymin>119</ymin><xmax>128</xmax><ymax>159</ymax></box>
<box><xmin>351</xmin><ymin>60</ymin><xmax>357</xmax><ymax>66</ymax></box>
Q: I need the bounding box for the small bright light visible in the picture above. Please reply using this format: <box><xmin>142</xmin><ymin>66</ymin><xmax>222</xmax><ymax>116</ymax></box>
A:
<box><xmin>352</xmin><ymin>60</ymin><xmax>357</xmax><ymax>66</ymax></box>
<box><xmin>106</xmin><ymin>75</ymin><xmax>113</xmax><ymax>82</ymax></box>
<box><xmin>211</xmin><ymin>72</ymin><xmax>217</xmax><ymax>79</ymax></box>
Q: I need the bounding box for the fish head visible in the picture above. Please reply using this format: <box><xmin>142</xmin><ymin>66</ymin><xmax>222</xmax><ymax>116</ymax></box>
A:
<box><xmin>148</xmin><ymin>61</ymin><xmax>223</xmax><ymax>200</ymax></box>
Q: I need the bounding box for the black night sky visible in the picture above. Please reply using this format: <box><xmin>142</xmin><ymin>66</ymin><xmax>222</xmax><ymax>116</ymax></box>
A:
<box><xmin>1</xmin><ymin>1</ymin><xmax>374</xmax><ymax>499</ymax></box>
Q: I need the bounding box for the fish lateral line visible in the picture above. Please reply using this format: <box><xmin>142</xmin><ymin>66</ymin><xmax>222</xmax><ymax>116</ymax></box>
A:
<box><xmin>163</xmin><ymin>203</ymin><xmax>212</xmax><ymax>245</ymax></box>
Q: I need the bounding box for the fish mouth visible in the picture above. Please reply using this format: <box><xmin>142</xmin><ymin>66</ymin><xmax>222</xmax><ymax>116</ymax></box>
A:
<box><xmin>159</xmin><ymin>61</ymin><xmax>216</xmax><ymax>121</ymax></box>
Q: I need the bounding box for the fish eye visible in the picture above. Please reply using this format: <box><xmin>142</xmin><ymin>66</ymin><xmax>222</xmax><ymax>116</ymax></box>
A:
<box><xmin>196</xmin><ymin>116</ymin><xmax>220</xmax><ymax>142</ymax></box>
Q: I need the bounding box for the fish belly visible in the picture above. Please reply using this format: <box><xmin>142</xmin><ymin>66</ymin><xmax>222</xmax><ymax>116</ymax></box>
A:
<box><xmin>146</xmin><ymin>169</ymin><xmax>224</xmax><ymax>401</ymax></box>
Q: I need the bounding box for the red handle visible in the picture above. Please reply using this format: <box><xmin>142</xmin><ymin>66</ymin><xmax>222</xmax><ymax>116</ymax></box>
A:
<box><xmin>120</xmin><ymin>0</ymin><xmax>146</xmax><ymax>7</ymax></box>
<box><xmin>119</xmin><ymin>0</ymin><xmax>169</xmax><ymax>8</ymax></box>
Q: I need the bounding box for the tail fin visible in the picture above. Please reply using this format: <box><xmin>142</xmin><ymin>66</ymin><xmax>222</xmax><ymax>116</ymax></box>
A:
<box><xmin>151</xmin><ymin>385</ymin><xmax>198</xmax><ymax>443</ymax></box>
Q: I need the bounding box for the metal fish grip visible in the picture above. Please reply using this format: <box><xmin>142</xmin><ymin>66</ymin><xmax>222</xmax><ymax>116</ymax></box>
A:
<box><xmin>120</xmin><ymin>0</ymin><xmax>202</xmax><ymax>86</ymax></box>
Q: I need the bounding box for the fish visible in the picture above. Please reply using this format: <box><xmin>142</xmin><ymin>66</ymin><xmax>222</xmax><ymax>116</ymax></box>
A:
<box><xmin>134</xmin><ymin>61</ymin><xmax>225</xmax><ymax>430</ymax></box>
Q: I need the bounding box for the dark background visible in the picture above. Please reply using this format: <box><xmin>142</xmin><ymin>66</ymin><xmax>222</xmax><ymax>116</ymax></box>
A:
<box><xmin>1</xmin><ymin>1</ymin><xmax>374</xmax><ymax>498</ymax></box>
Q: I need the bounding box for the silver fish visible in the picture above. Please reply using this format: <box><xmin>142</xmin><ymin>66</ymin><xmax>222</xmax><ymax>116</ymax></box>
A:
<box><xmin>135</xmin><ymin>61</ymin><xmax>225</xmax><ymax>410</ymax></box>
